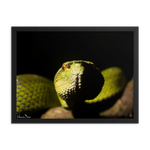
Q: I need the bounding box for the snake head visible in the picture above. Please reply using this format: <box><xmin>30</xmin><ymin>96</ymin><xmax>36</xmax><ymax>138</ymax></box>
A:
<box><xmin>54</xmin><ymin>60</ymin><xmax>104</xmax><ymax>110</ymax></box>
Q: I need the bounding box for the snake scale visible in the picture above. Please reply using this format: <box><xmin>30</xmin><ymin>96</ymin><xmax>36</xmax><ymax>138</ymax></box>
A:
<box><xmin>16</xmin><ymin>60</ymin><xmax>127</xmax><ymax>116</ymax></box>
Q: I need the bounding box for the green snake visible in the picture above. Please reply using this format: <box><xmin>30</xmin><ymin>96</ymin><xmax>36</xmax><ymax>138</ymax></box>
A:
<box><xmin>16</xmin><ymin>60</ymin><xmax>127</xmax><ymax>116</ymax></box>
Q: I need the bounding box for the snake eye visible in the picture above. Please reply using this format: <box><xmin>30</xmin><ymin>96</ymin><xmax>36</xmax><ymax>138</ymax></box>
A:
<box><xmin>62</xmin><ymin>64</ymin><xmax>66</xmax><ymax>71</ymax></box>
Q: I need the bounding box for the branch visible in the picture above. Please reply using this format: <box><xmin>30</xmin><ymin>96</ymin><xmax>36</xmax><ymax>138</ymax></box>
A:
<box><xmin>41</xmin><ymin>78</ymin><xmax>134</xmax><ymax>119</ymax></box>
<box><xmin>99</xmin><ymin>77</ymin><xmax>134</xmax><ymax>118</ymax></box>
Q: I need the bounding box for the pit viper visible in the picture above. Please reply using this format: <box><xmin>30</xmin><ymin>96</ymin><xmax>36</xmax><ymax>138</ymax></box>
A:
<box><xmin>16</xmin><ymin>60</ymin><xmax>127</xmax><ymax>115</ymax></box>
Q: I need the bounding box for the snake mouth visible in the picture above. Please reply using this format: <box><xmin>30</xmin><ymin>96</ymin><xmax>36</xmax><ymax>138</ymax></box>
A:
<box><xmin>54</xmin><ymin>60</ymin><xmax>104</xmax><ymax>110</ymax></box>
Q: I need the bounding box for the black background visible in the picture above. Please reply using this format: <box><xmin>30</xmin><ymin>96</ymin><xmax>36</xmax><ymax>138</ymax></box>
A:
<box><xmin>17</xmin><ymin>31</ymin><xmax>133</xmax><ymax>82</ymax></box>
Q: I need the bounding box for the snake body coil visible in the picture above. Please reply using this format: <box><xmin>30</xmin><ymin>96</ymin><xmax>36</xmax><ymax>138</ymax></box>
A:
<box><xmin>16</xmin><ymin>75</ymin><xmax>60</xmax><ymax>114</ymax></box>
<box><xmin>16</xmin><ymin>60</ymin><xmax>127</xmax><ymax>115</ymax></box>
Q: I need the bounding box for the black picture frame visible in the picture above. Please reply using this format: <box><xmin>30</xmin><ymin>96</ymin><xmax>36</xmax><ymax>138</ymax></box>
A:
<box><xmin>9</xmin><ymin>24</ymin><xmax>141</xmax><ymax>126</ymax></box>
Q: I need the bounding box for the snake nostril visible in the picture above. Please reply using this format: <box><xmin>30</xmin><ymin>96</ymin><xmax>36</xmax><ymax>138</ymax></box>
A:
<box><xmin>67</xmin><ymin>63</ymin><xmax>71</xmax><ymax>69</ymax></box>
